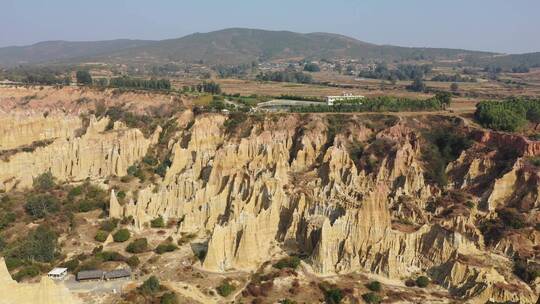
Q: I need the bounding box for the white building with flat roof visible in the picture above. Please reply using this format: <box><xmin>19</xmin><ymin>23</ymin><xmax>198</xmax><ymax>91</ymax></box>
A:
<box><xmin>326</xmin><ymin>93</ymin><xmax>364</xmax><ymax>106</ymax></box>
<box><xmin>48</xmin><ymin>267</ymin><xmax>68</xmax><ymax>280</ymax></box>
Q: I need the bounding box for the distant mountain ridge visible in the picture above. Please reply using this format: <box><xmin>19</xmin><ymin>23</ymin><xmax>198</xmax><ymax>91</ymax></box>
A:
<box><xmin>0</xmin><ymin>28</ymin><xmax>536</xmax><ymax>67</ymax></box>
<box><xmin>0</xmin><ymin>39</ymin><xmax>154</xmax><ymax>67</ymax></box>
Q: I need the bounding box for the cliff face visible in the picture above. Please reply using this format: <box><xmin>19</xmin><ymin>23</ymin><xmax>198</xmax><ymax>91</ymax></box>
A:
<box><xmin>107</xmin><ymin>112</ymin><xmax>539</xmax><ymax>303</ymax></box>
<box><xmin>0</xmin><ymin>258</ymin><xmax>81</xmax><ymax>304</ymax></box>
<box><xmin>0</xmin><ymin>113</ymin><xmax>160</xmax><ymax>191</ymax></box>
<box><xmin>0</xmin><ymin>112</ymin><xmax>82</xmax><ymax>150</ymax></box>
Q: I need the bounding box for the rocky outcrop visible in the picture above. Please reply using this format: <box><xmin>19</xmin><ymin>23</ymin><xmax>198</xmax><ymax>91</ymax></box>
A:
<box><xmin>0</xmin><ymin>258</ymin><xmax>81</xmax><ymax>304</ymax></box>
<box><xmin>0</xmin><ymin>115</ymin><xmax>160</xmax><ymax>191</ymax></box>
<box><xmin>432</xmin><ymin>255</ymin><xmax>537</xmax><ymax>303</ymax></box>
<box><xmin>0</xmin><ymin>112</ymin><xmax>82</xmax><ymax>150</ymax></box>
<box><xmin>474</xmin><ymin>129</ymin><xmax>540</xmax><ymax>157</ymax></box>
<box><xmin>102</xmin><ymin>113</ymin><xmax>538</xmax><ymax>302</ymax></box>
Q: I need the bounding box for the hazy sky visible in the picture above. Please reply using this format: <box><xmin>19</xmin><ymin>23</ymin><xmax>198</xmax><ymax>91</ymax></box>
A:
<box><xmin>1</xmin><ymin>0</ymin><xmax>539</xmax><ymax>54</ymax></box>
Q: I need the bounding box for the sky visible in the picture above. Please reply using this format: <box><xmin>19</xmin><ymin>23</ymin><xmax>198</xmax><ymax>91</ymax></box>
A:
<box><xmin>1</xmin><ymin>0</ymin><xmax>539</xmax><ymax>54</ymax></box>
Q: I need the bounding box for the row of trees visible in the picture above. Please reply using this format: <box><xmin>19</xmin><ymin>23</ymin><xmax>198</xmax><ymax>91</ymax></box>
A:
<box><xmin>359</xmin><ymin>63</ymin><xmax>432</xmax><ymax>81</ymax></box>
<box><xmin>475</xmin><ymin>98</ymin><xmax>540</xmax><ymax>132</ymax></box>
<box><xmin>291</xmin><ymin>93</ymin><xmax>452</xmax><ymax>113</ymax></box>
<box><xmin>431</xmin><ymin>74</ymin><xmax>477</xmax><ymax>83</ymax></box>
<box><xmin>303</xmin><ymin>62</ymin><xmax>321</xmax><ymax>72</ymax></box>
<box><xmin>213</xmin><ymin>63</ymin><xmax>255</xmax><ymax>78</ymax></box>
<box><xmin>182</xmin><ymin>81</ymin><xmax>222</xmax><ymax>94</ymax></box>
<box><xmin>107</xmin><ymin>76</ymin><xmax>171</xmax><ymax>90</ymax></box>
<box><xmin>256</xmin><ymin>70</ymin><xmax>313</xmax><ymax>84</ymax></box>
<box><xmin>73</xmin><ymin>72</ymin><xmax>172</xmax><ymax>90</ymax></box>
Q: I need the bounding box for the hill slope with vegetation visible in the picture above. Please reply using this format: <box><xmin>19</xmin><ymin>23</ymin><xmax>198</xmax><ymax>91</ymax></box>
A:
<box><xmin>0</xmin><ymin>28</ymin><xmax>496</xmax><ymax>67</ymax></box>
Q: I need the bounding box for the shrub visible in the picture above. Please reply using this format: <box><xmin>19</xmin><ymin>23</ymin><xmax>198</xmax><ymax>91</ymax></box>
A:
<box><xmin>33</xmin><ymin>172</ymin><xmax>56</xmax><ymax>191</ymax></box>
<box><xmin>498</xmin><ymin>208</ymin><xmax>526</xmax><ymax>229</ymax></box>
<box><xmin>95</xmin><ymin>230</ymin><xmax>109</xmax><ymax>242</ymax></box>
<box><xmin>0</xmin><ymin>212</ymin><xmax>16</xmax><ymax>230</ymax></box>
<box><xmin>5</xmin><ymin>257</ymin><xmax>24</xmax><ymax>270</ymax></box>
<box><xmin>140</xmin><ymin>276</ymin><xmax>161</xmax><ymax>295</ymax></box>
<box><xmin>13</xmin><ymin>265</ymin><xmax>40</xmax><ymax>282</ymax></box>
<box><xmin>303</xmin><ymin>63</ymin><xmax>320</xmax><ymax>72</ymax></box>
<box><xmin>77</xmin><ymin>199</ymin><xmax>100</xmax><ymax>212</ymax></box>
<box><xmin>513</xmin><ymin>258</ymin><xmax>540</xmax><ymax>283</ymax></box>
<box><xmin>415</xmin><ymin>276</ymin><xmax>430</xmax><ymax>288</ymax></box>
<box><xmin>79</xmin><ymin>258</ymin><xmax>101</xmax><ymax>271</ymax></box>
<box><xmin>96</xmin><ymin>251</ymin><xmax>125</xmax><ymax>262</ymax></box>
<box><xmin>143</xmin><ymin>155</ymin><xmax>159</xmax><ymax>166</ymax></box>
<box><xmin>126</xmin><ymin>238</ymin><xmax>148</xmax><ymax>253</ymax></box>
<box><xmin>217</xmin><ymin>280</ymin><xmax>235</xmax><ymax>297</ymax></box>
<box><xmin>529</xmin><ymin>156</ymin><xmax>540</xmax><ymax>167</ymax></box>
<box><xmin>20</xmin><ymin>225</ymin><xmax>58</xmax><ymax>262</ymax></box>
<box><xmin>127</xmin><ymin>165</ymin><xmax>145</xmax><ymax>181</ymax></box>
<box><xmin>151</xmin><ymin>216</ymin><xmax>165</xmax><ymax>228</ymax></box>
<box><xmin>155</xmin><ymin>243</ymin><xmax>178</xmax><ymax>254</ymax></box>
<box><xmin>366</xmin><ymin>281</ymin><xmax>382</xmax><ymax>292</ymax></box>
<box><xmin>324</xmin><ymin>288</ymin><xmax>344</xmax><ymax>304</ymax></box>
<box><xmin>273</xmin><ymin>256</ymin><xmax>301</xmax><ymax>270</ymax></box>
<box><xmin>100</xmin><ymin>219</ymin><xmax>119</xmax><ymax>232</ymax></box>
<box><xmin>116</xmin><ymin>191</ymin><xmax>126</xmax><ymax>199</ymax></box>
<box><xmin>127</xmin><ymin>256</ymin><xmax>140</xmax><ymax>268</ymax></box>
<box><xmin>24</xmin><ymin>194</ymin><xmax>60</xmax><ymax>218</ymax></box>
<box><xmin>113</xmin><ymin>229</ymin><xmax>131</xmax><ymax>242</ymax></box>
<box><xmin>423</xmin><ymin>129</ymin><xmax>472</xmax><ymax>186</ymax></box>
<box><xmin>160</xmin><ymin>292</ymin><xmax>178</xmax><ymax>304</ymax></box>
<box><xmin>61</xmin><ymin>259</ymin><xmax>79</xmax><ymax>272</ymax></box>
<box><xmin>465</xmin><ymin>201</ymin><xmax>475</xmax><ymax>209</ymax></box>
<box><xmin>362</xmin><ymin>292</ymin><xmax>382</xmax><ymax>303</ymax></box>
<box><xmin>68</xmin><ymin>186</ymin><xmax>83</xmax><ymax>198</ymax></box>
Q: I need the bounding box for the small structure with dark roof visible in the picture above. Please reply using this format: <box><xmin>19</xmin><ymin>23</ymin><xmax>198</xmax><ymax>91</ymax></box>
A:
<box><xmin>76</xmin><ymin>270</ymin><xmax>104</xmax><ymax>281</ymax></box>
<box><xmin>104</xmin><ymin>268</ymin><xmax>131</xmax><ymax>280</ymax></box>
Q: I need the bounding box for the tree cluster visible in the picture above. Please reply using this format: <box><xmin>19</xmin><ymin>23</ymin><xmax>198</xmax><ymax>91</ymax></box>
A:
<box><xmin>431</xmin><ymin>74</ymin><xmax>477</xmax><ymax>82</ymax></box>
<box><xmin>475</xmin><ymin>98</ymin><xmax>540</xmax><ymax>132</ymax></box>
<box><xmin>256</xmin><ymin>70</ymin><xmax>313</xmax><ymax>84</ymax></box>
<box><xmin>214</xmin><ymin>64</ymin><xmax>252</xmax><ymax>78</ymax></box>
<box><xmin>108</xmin><ymin>76</ymin><xmax>171</xmax><ymax>90</ymax></box>
<box><xmin>359</xmin><ymin>63</ymin><xmax>432</xmax><ymax>81</ymax></box>
<box><xmin>291</xmin><ymin>94</ymin><xmax>451</xmax><ymax>113</ymax></box>
<box><xmin>183</xmin><ymin>81</ymin><xmax>222</xmax><ymax>94</ymax></box>
<box><xmin>303</xmin><ymin>62</ymin><xmax>321</xmax><ymax>72</ymax></box>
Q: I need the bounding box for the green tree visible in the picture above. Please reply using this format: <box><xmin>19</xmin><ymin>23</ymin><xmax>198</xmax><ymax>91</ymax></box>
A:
<box><xmin>113</xmin><ymin>229</ymin><xmax>131</xmax><ymax>242</ymax></box>
<box><xmin>21</xmin><ymin>225</ymin><xmax>58</xmax><ymax>263</ymax></box>
<box><xmin>217</xmin><ymin>281</ymin><xmax>235</xmax><ymax>297</ymax></box>
<box><xmin>407</xmin><ymin>77</ymin><xmax>426</xmax><ymax>92</ymax></box>
<box><xmin>33</xmin><ymin>172</ymin><xmax>56</xmax><ymax>191</ymax></box>
<box><xmin>76</xmin><ymin>70</ymin><xmax>93</xmax><ymax>85</ymax></box>
<box><xmin>366</xmin><ymin>281</ymin><xmax>382</xmax><ymax>292</ymax></box>
<box><xmin>95</xmin><ymin>230</ymin><xmax>109</xmax><ymax>242</ymax></box>
<box><xmin>435</xmin><ymin>92</ymin><xmax>452</xmax><ymax>108</ymax></box>
<box><xmin>24</xmin><ymin>194</ymin><xmax>60</xmax><ymax>219</ymax></box>
<box><xmin>126</xmin><ymin>238</ymin><xmax>148</xmax><ymax>253</ymax></box>
<box><xmin>415</xmin><ymin>276</ymin><xmax>430</xmax><ymax>288</ymax></box>
<box><xmin>527</xmin><ymin>106</ymin><xmax>540</xmax><ymax>130</ymax></box>
<box><xmin>140</xmin><ymin>276</ymin><xmax>161</xmax><ymax>295</ymax></box>
<box><xmin>150</xmin><ymin>216</ymin><xmax>165</xmax><ymax>228</ymax></box>
<box><xmin>450</xmin><ymin>82</ymin><xmax>459</xmax><ymax>92</ymax></box>
<box><xmin>324</xmin><ymin>288</ymin><xmax>344</xmax><ymax>304</ymax></box>
<box><xmin>127</xmin><ymin>256</ymin><xmax>140</xmax><ymax>268</ymax></box>
<box><xmin>155</xmin><ymin>243</ymin><xmax>178</xmax><ymax>254</ymax></box>
<box><xmin>362</xmin><ymin>292</ymin><xmax>382</xmax><ymax>304</ymax></box>
<box><xmin>303</xmin><ymin>63</ymin><xmax>321</xmax><ymax>72</ymax></box>
<box><xmin>160</xmin><ymin>292</ymin><xmax>178</xmax><ymax>304</ymax></box>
